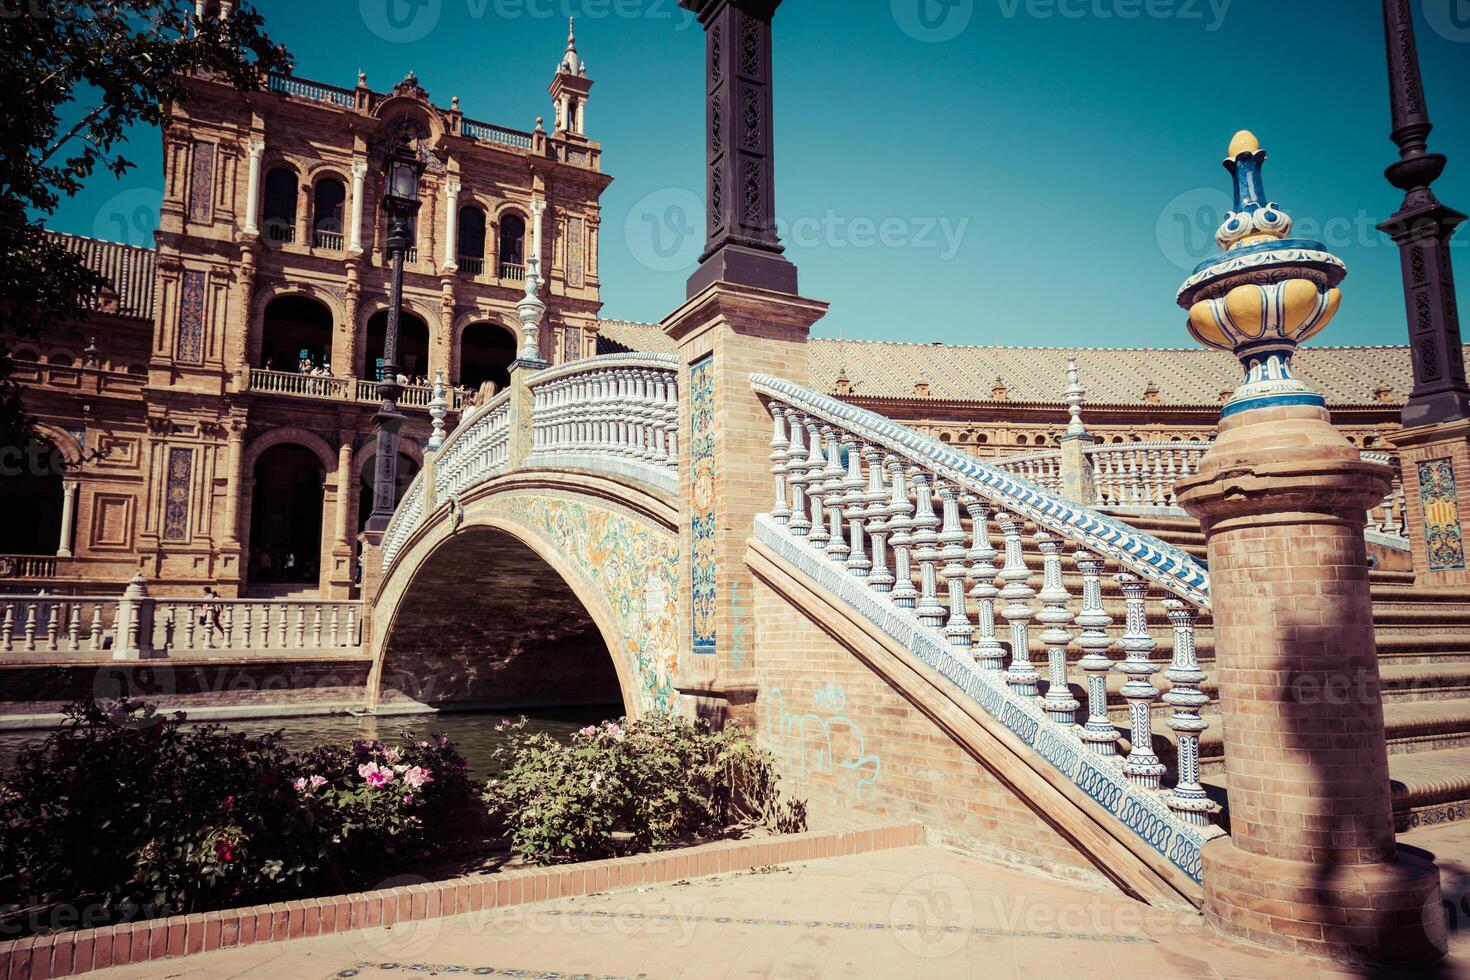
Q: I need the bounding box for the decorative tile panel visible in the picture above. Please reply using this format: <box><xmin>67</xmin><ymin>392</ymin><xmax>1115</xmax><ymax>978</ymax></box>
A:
<box><xmin>188</xmin><ymin>142</ymin><xmax>215</xmax><ymax>223</ymax></box>
<box><xmin>176</xmin><ymin>269</ymin><xmax>206</xmax><ymax>365</ymax></box>
<box><xmin>690</xmin><ymin>354</ymin><xmax>717</xmax><ymax>655</ymax></box>
<box><xmin>566</xmin><ymin>216</ymin><xmax>585</xmax><ymax>288</ymax></box>
<box><xmin>1418</xmin><ymin>456</ymin><xmax>1466</xmax><ymax>571</ymax></box>
<box><xmin>163</xmin><ymin>447</ymin><xmax>192</xmax><ymax>542</ymax></box>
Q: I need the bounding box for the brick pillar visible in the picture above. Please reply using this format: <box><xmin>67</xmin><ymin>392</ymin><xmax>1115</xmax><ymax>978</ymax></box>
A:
<box><xmin>1058</xmin><ymin>433</ymin><xmax>1096</xmax><ymax>505</ymax></box>
<box><xmin>661</xmin><ymin>281</ymin><xmax>827</xmax><ymax>727</ymax></box>
<box><xmin>1177</xmin><ymin>403</ymin><xmax>1444</xmax><ymax>963</ymax></box>
<box><xmin>359</xmin><ymin>529</ymin><xmax>386</xmax><ymax>709</ymax></box>
<box><xmin>1392</xmin><ymin>419</ymin><xmax>1470</xmax><ymax>591</ymax></box>
<box><xmin>327</xmin><ymin>435</ymin><xmax>356</xmax><ymax>599</ymax></box>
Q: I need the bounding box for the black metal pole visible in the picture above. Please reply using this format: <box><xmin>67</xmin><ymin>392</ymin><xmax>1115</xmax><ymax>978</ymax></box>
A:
<box><xmin>365</xmin><ymin>204</ymin><xmax>414</xmax><ymax>533</ymax></box>
<box><xmin>1377</xmin><ymin>0</ymin><xmax>1470</xmax><ymax>428</ymax></box>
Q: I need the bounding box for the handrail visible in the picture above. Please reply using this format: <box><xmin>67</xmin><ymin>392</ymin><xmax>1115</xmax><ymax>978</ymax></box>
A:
<box><xmin>524</xmin><ymin>351</ymin><xmax>679</xmax><ymax>389</ymax></box>
<box><xmin>752</xmin><ymin>374</ymin><xmax>1210</xmax><ymax>606</ymax></box>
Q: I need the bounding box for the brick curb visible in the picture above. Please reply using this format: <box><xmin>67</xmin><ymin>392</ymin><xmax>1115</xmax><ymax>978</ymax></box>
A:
<box><xmin>0</xmin><ymin>821</ymin><xmax>924</xmax><ymax>979</ymax></box>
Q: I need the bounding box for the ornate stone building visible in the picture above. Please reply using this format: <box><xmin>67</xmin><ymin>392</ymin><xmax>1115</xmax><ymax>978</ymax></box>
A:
<box><xmin>1</xmin><ymin>20</ymin><xmax>610</xmax><ymax>598</ymax></box>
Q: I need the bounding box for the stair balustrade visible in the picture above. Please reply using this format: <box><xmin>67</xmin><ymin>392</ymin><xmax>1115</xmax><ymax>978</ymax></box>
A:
<box><xmin>752</xmin><ymin>373</ymin><xmax>1222</xmax><ymax>884</ymax></box>
<box><xmin>433</xmin><ymin>389</ymin><xmax>512</xmax><ymax>504</ymax></box>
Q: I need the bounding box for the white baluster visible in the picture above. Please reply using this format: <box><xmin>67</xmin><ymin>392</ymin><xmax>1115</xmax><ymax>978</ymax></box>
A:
<box><xmin>66</xmin><ymin>603</ymin><xmax>81</xmax><ymax>651</ymax></box>
<box><xmin>1073</xmin><ymin>550</ymin><xmax>1119</xmax><ymax>755</ymax></box>
<box><xmin>222</xmin><ymin>604</ymin><xmax>235</xmax><ymax>648</ymax></box>
<box><xmin>293</xmin><ymin>606</ymin><xmax>306</xmax><ymax>648</ymax></box>
<box><xmin>182</xmin><ymin>603</ymin><xmax>196</xmax><ymax>651</ymax></box>
<box><xmin>345</xmin><ymin>606</ymin><xmax>358</xmax><ymax>645</ymax></box>
<box><xmin>804</xmin><ymin>419</ymin><xmax>829</xmax><ymax>550</ymax></box>
<box><xmin>1116</xmin><ymin>574</ymin><xmax>1165</xmax><ymax>789</ymax></box>
<box><xmin>88</xmin><ymin>603</ymin><xmax>103</xmax><ymax>651</ymax></box>
<box><xmin>843</xmin><ymin>436</ymin><xmax>871</xmax><ymax>577</ymax></box>
<box><xmin>241</xmin><ymin>603</ymin><xmax>254</xmax><ymax>648</ymax></box>
<box><xmin>964</xmin><ymin>497</ymin><xmax>1005</xmax><ymax>670</ymax></box>
<box><xmin>886</xmin><ymin>460</ymin><xmax>917</xmax><ymax>609</ymax></box>
<box><xmin>769</xmin><ymin>404</ymin><xmax>792</xmax><ymax>526</ymax></box>
<box><xmin>996</xmin><ymin>512</ymin><xmax>1039</xmax><ymax>696</ymax></box>
<box><xmin>822</xmin><ymin>427</ymin><xmax>848</xmax><ymax>562</ymax></box>
<box><xmin>864</xmin><ymin>446</ymin><xmax>892</xmax><ymax>591</ymax></box>
<box><xmin>277</xmin><ymin>603</ymin><xmax>289</xmax><ymax>648</ymax></box>
<box><xmin>937</xmin><ymin>482</ymin><xmax>971</xmax><ymax>647</ymax></box>
<box><xmin>1036</xmin><ymin>532</ymin><xmax>1079</xmax><ymax>723</ymax></box>
<box><xmin>44</xmin><ymin>603</ymin><xmax>61</xmax><ymax>652</ymax></box>
<box><xmin>1</xmin><ymin>603</ymin><xmax>13</xmax><ymax>652</ymax></box>
<box><xmin>910</xmin><ymin>471</ymin><xmax>945</xmax><ymax>628</ymax></box>
<box><xmin>330</xmin><ymin>606</ymin><xmax>342</xmax><ymax>647</ymax></box>
<box><xmin>785</xmin><ymin>413</ymin><xmax>811</xmax><ymax>537</ymax></box>
<box><xmin>312</xmin><ymin>605</ymin><xmax>324</xmax><ymax>647</ymax></box>
<box><xmin>1163</xmin><ymin>599</ymin><xmax>1212</xmax><ymax>824</ymax></box>
<box><xmin>24</xmin><ymin>603</ymin><xmax>40</xmax><ymax>651</ymax></box>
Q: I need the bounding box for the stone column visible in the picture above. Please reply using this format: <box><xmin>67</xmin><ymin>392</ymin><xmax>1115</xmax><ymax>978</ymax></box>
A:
<box><xmin>529</xmin><ymin>197</ymin><xmax>547</xmax><ymax>285</ymax></box>
<box><xmin>348</xmin><ymin>160</ymin><xmax>368</xmax><ymax>255</ymax></box>
<box><xmin>242</xmin><ymin>139</ymin><xmax>264</xmax><ymax>237</ymax></box>
<box><xmin>1176</xmin><ymin>132</ymin><xmax>1442</xmax><ymax>964</ymax></box>
<box><xmin>56</xmin><ymin>480</ymin><xmax>79</xmax><ymax>558</ymax></box>
<box><xmin>328</xmin><ymin>435</ymin><xmax>356</xmax><ymax>598</ymax></box>
<box><xmin>442</xmin><ymin>179</ymin><xmax>460</xmax><ymax>272</ymax></box>
<box><xmin>221</xmin><ymin>422</ymin><xmax>245</xmax><ymax>546</ymax></box>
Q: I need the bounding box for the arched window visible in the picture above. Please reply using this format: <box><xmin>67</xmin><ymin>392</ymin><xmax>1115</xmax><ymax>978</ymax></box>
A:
<box><xmin>48</xmin><ymin>353</ymin><xmax>74</xmax><ymax>367</ymax></box>
<box><xmin>262</xmin><ymin>168</ymin><xmax>298</xmax><ymax>243</ymax></box>
<box><xmin>13</xmin><ymin>349</ymin><xmax>38</xmax><ymax>362</ymax></box>
<box><xmin>259</xmin><ymin>295</ymin><xmax>333</xmax><ymax>374</ymax></box>
<box><xmin>458</xmin><ymin>322</ymin><xmax>517</xmax><ymax>392</ymax></box>
<box><xmin>1015</xmin><ymin>435</ymin><xmax>1028</xmax><ymax>447</ymax></box>
<box><xmin>365</xmin><ymin>310</ymin><xmax>430</xmax><ymax>382</ymax></box>
<box><xmin>457</xmin><ymin>206</ymin><xmax>487</xmax><ymax>275</ymax></box>
<box><xmin>499</xmin><ymin>213</ymin><xmax>526</xmax><ymax>279</ymax></box>
<box><xmin>312</xmin><ymin>177</ymin><xmax>346</xmax><ymax>250</ymax></box>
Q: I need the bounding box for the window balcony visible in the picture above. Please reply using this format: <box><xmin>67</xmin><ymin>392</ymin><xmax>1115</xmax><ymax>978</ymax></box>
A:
<box><xmin>500</xmin><ymin>262</ymin><xmax>525</xmax><ymax>282</ymax></box>
<box><xmin>264</xmin><ymin>222</ymin><xmax>295</xmax><ymax>245</ymax></box>
<box><xmin>459</xmin><ymin>255</ymin><xmax>485</xmax><ymax>276</ymax></box>
<box><xmin>313</xmin><ymin>230</ymin><xmax>344</xmax><ymax>251</ymax></box>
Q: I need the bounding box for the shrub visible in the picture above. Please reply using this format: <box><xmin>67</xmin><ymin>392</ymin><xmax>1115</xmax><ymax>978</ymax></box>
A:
<box><xmin>0</xmin><ymin>700</ymin><xmax>471</xmax><ymax>936</ymax></box>
<box><xmin>483</xmin><ymin>715</ymin><xmax>805</xmax><ymax>864</ymax></box>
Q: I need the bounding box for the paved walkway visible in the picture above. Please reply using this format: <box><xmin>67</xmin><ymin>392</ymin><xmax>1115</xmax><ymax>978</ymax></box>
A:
<box><xmin>90</xmin><ymin>846</ymin><xmax>1462</xmax><ymax>980</ymax></box>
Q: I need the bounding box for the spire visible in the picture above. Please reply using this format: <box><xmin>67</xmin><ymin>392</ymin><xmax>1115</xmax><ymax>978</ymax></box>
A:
<box><xmin>558</xmin><ymin>16</ymin><xmax>586</xmax><ymax>77</ymax></box>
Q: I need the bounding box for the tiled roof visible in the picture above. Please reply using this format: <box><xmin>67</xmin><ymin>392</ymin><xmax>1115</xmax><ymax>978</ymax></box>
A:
<box><xmin>46</xmin><ymin>231</ymin><xmax>156</xmax><ymax>321</ymax></box>
<box><xmin>595</xmin><ymin>319</ymin><xmax>1433</xmax><ymax>408</ymax></box>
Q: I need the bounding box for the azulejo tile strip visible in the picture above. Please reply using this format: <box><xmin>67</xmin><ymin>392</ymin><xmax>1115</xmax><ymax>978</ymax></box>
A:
<box><xmin>690</xmin><ymin>355</ymin><xmax>717</xmax><ymax>655</ymax></box>
<box><xmin>495</xmin><ymin>492</ymin><xmax>680</xmax><ymax>715</ymax></box>
<box><xmin>1417</xmin><ymin>456</ymin><xmax>1466</xmax><ymax>572</ymax></box>
<box><xmin>162</xmin><ymin>447</ymin><xmax>193</xmax><ymax>542</ymax></box>
<box><xmin>749</xmin><ymin>375</ymin><xmax>1211</xmax><ymax>607</ymax></box>
<box><xmin>337</xmin><ymin>966</ymin><xmax>635</xmax><ymax>979</ymax></box>
<box><xmin>175</xmin><ymin>268</ymin><xmax>206</xmax><ymax>365</ymax></box>
<box><xmin>754</xmin><ymin>514</ymin><xmax>1219</xmax><ymax>884</ymax></box>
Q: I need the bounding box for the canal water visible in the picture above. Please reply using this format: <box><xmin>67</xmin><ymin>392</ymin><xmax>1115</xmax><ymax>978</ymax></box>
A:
<box><xmin>0</xmin><ymin>705</ymin><xmax>620</xmax><ymax>784</ymax></box>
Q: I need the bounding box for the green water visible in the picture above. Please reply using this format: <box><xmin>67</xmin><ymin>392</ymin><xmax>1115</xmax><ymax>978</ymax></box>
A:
<box><xmin>0</xmin><ymin>706</ymin><xmax>620</xmax><ymax>784</ymax></box>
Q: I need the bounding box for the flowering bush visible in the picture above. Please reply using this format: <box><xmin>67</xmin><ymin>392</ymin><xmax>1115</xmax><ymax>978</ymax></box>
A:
<box><xmin>483</xmin><ymin>714</ymin><xmax>805</xmax><ymax>864</ymax></box>
<box><xmin>0</xmin><ymin>700</ymin><xmax>471</xmax><ymax>936</ymax></box>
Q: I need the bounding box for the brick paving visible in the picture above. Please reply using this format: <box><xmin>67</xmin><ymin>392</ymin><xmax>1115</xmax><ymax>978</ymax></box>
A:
<box><xmin>80</xmin><ymin>846</ymin><xmax>1464</xmax><ymax>980</ymax></box>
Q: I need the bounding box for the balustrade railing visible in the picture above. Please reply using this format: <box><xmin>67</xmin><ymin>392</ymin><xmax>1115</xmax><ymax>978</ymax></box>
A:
<box><xmin>752</xmin><ymin>374</ymin><xmax>1220</xmax><ymax>882</ymax></box>
<box><xmin>991</xmin><ymin>449</ymin><xmax>1064</xmax><ymax>494</ymax></box>
<box><xmin>0</xmin><ymin>556</ymin><xmax>60</xmax><ymax>579</ymax></box>
<box><xmin>1088</xmin><ymin>442</ymin><xmax>1207</xmax><ymax>511</ymax></box>
<box><xmin>313</xmin><ymin>230</ymin><xmax>344</xmax><ymax>251</ymax></box>
<box><xmin>267</xmin><ymin>72</ymin><xmax>356</xmax><ymax>108</ymax></box>
<box><xmin>528</xmin><ymin>353</ymin><xmax>680</xmax><ymax>493</ymax></box>
<box><xmin>0</xmin><ymin>595</ymin><xmax>362</xmax><ymax>657</ymax></box>
<box><xmin>243</xmin><ymin>369</ymin><xmax>467</xmax><ymax>411</ymax></box>
<box><xmin>459</xmin><ymin>255</ymin><xmax>485</xmax><ymax>276</ymax></box>
<box><xmin>434</xmin><ymin>390</ymin><xmax>512</xmax><ymax>503</ymax></box>
<box><xmin>380</xmin><ymin>478</ymin><xmax>426</xmax><ymax>572</ymax></box>
<box><xmin>462</xmin><ymin>119</ymin><xmax>534</xmax><ymax>150</ymax></box>
<box><xmin>500</xmin><ymin>262</ymin><xmax>526</xmax><ymax>282</ymax></box>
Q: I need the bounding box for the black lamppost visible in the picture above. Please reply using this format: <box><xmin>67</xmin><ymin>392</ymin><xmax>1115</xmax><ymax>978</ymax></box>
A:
<box><xmin>365</xmin><ymin>138</ymin><xmax>423</xmax><ymax>534</ymax></box>
<box><xmin>1378</xmin><ymin>0</ymin><xmax>1470</xmax><ymax>428</ymax></box>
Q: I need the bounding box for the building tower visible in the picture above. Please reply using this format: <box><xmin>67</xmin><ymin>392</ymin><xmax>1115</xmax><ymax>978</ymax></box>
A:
<box><xmin>549</xmin><ymin>18</ymin><xmax>592</xmax><ymax>138</ymax></box>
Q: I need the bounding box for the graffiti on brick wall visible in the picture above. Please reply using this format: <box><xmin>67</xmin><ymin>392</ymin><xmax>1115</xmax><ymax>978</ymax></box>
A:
<box><xmin>494</xmin><ymin>492</ymin><xmax>680</xmax><ymax>714</ymax></box>
<box><xmin>690</xmin><ymin>355</ymin><xmax>717</xmax><ymax>655</ymax></box>
<box><xmin>764</xmin><ymin>686</ymin><xmax>881</xmax><ymax>802</ymax></box>
<box><xmin>1418</xmin><ymin>456</ymin><xmax>1466</xmax><ymax>572</ymax></box>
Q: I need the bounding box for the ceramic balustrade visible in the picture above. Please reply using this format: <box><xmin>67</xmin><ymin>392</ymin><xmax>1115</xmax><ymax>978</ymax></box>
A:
<box><xmin>752</xmin><ymin>374</ymin><xmax>1222</xmax><ymax>882</ymax></box>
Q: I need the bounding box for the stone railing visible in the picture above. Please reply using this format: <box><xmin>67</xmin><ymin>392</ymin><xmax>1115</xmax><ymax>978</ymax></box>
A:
<box><xmin>434</xmin><ymin>390</ymin><xmax>513</xmax><ymax>503</ymax></box>
<box><xmin>752</xmin><ymin>374</ymin><xmax>1221</xmax><ymax>884</ymax></box>
<box><xmin>267</xmin><ymin>72</ymin><xmax>356</xmax><ymax>107</ymax></box>
<box><xmin>244</xmin><ymin>369</ymin><xmax>467</xmax><ymax>411</ymax></box>
<box><xmin>0</xmin><ymin>556</ymin><xmax>59</xmax><ymax>580</ymax></box>
<box><xmin>0</xmin><ymin>592</ymin><xmax>362</xmax><ymax>659</ymax></box>
<box><xmin>528</xmin><ymin>353</ymin><xmax>680</xmax><ymax>494</ymax></box>
<box><xmin>462</xmin><ymin>119</ymin><xmax>534</xmax><ymax>150</ymax></box>
<box><xmin>379</xmin><ymin>475</ymin><xmax>427</xmax><ymax>573</ymax></box>
<box><xmin>1087</xmin><ymin>442</ymin><xmax>1209</xmax><ymax>511</ymax></box>
<box><xmin>991</xmin><ymin>449</ymin><xmax>1063</xmax><ymax>494</ymax></box>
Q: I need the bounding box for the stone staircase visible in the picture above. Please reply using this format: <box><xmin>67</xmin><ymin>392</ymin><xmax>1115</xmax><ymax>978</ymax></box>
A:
<box><xmin>1091</xmin><ymin>512</ymin><xmax>1470</xmax><ymax>835</ymax></box>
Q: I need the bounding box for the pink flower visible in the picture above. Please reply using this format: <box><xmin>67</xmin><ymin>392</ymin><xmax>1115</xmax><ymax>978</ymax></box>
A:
<box><xmin>403</xmin><ymin>766</ymin><xmax>433</xmax><ymax>790</ymax></box>
<box><xmin>294</xmin><ymin>775</ymin><xmax>327</xmax><ymax>794</ymax></box>
<box><xmin>358</xmin><ymin>762</ymin><xmax>394</xmax><ymax>788</ymax></box>
<box><xmin>292</xmin><ymin>777</ymin><xmax>307</xmax><ymax>793</ymax></box>
<box><xmin>383</xmin><ymin>747</ymin><xmax>403</xmax><ymax>764</ymax></box>
<box><xmin>309</xmin><ymin>775</ymin><xmax>327</xmax><ymax>791</ymax></box>
<box><xmin>578</xmin><ymin>726</ymin><xmax>597</xmax><ymax>736</ymax></box>
<box><xmin>403</xmin><ymin>794</ymin><xmax>414</xmax><ymax>804</ymax></box>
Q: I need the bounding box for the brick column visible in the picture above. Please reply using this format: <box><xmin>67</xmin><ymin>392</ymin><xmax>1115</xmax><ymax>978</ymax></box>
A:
<box><xmin>1177</xmin><ymin>403</ymin><xmax>1443</xmax><ymax>963</ymax></box>
<box><xmin>327</xmin><ymin>435</ymin><xmax>356</xmax><ymax>598</ymax></box>
<box><xmin>661</xmin><ymin>282</ymin><xmax>826</xmax><ymax>727</ymax></box>
<box><xmin>359</xmin><ymin>530</ymin><xmax>386</xmax><ymax>709</ymax></box>
<box><xmin>1392</xmin><ymin>419</ymin><xmax>1470</xmax><ymax>591</ymax></box>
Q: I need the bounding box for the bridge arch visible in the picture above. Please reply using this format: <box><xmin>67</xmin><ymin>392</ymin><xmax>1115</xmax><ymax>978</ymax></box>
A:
<box><xmin>369</xmin><ymin>471</ymin><xmax>680</xmax><ymax>719</ymax></box>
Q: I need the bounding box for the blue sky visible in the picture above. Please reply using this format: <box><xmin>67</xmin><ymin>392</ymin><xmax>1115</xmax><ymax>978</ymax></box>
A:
<box><xmin>48</xmin><ymin>0</ymin><xmax>1470</xmax><ymax>349</ymax></box>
